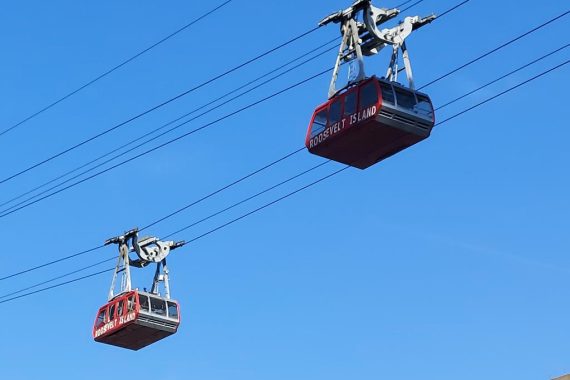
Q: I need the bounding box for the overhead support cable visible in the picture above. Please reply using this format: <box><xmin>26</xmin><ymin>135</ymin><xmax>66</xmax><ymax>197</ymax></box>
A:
<box><xmin>0</xmin><ymin>161</ymin><xmax>331</xmax><ymax>294</ymax></box>
<box><xmin>0</xmin><ymin>42</ymin><xmax>338</xmax><ymax>214</ymax></box>
<box><xmin>0</xmin><ymin>245</ymin><xmax>105</xmax><ymax>282</ymax></box>
<box><xmin>0</xmin><ymin>0</ymin><xmax>508</xmax><ymax>281</ymax></box>
<box><xmin>0</xmin><ymin>0</ymin><xmax>470</xmax><ymax>218</ymax></box>
<box><xmin>419</xmin><ymin>9</ymin><xmax>570</xmax><ymax>90</ymax></box>
<box><xmin>1</xmin><ymin>56</ymin><xmax>568</xmax><ymax>303</ymax></box>
<box><xmin>0</xmin><ymin>25</ymin><xmax>323</xmax><ymax>186</ymax></box>
<box><xmin>0</xmin><ymin>258</ymin><xmax>114</xmax><ymax>300</ymax></box>
<box><xmin>435</xmin><ymin>43</ymin><xmax>570</xmax><ymax>111</ymax></box>
<box><xmin>0</xmin><ymin>0</ymin><xmax>236</xmax><ymax>138</ymax></box>
<box><xmin>0</xmin><ymin>66</ymin><xmax>333</xmax><ymax>219</ymax></box>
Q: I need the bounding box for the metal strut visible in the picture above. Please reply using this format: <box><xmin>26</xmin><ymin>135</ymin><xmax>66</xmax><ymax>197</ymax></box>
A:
<box><xmin>105</xmin><ymin>228</ymin><xmax>185</xmax><ymax>301</ymax></box>
<box><xmin>320</xmin><ymin>0</ymin><xmax>436</xmax><ymax>98</ymax></box>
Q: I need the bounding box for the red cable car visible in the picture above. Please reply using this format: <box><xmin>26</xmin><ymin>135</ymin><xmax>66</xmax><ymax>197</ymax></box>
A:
<box><xmin>305</xmin><ymin>77</ymin><xmax>434</xmax><ymax>169</ymax></box>
<box><xmin>93</xmin><ymin>290</ymin><xmax>180</xmax><ymax>350</ymax></box>
<box><xmin>310</xmin><ymin>1</ymin><xmax>436</xmax><ymax>169</ymax></box>
<box><xmin>93</xmin><ymin>229</ymin><xmax>185</xmax><ymax>350</ymax></box>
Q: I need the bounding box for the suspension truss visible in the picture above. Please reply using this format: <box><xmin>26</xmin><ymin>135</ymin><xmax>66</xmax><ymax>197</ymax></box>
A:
<box><xmin>320</xmin><ymin>0</ymin><xmax>436</xmax><ymax>98</ymax></box>
<box><xmin>105</xmin><ymin>228</ymin><xmax>185</xmax><ymax>301</ymax></box>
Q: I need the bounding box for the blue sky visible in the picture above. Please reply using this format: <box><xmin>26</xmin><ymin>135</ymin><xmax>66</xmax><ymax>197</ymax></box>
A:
<box><xmin>0</xmin><ymin>0</ymin><xmax>569</xmax><ymax>379</ymax></box>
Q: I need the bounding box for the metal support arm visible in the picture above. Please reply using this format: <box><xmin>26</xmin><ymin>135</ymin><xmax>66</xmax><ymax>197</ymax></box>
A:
<box><xmin>322</xmin><ymin>0</ymin><xmax>435</xmax><ymax>97</ymax></box>
<box><xmin>105</xmin><ymin>227</ymin><xmax>185</xmax><ymax>300</ymax></box>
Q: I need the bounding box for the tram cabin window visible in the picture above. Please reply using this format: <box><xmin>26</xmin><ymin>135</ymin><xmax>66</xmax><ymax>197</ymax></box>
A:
<box><xmin>379</xmin><ymin>82</ymin><xmax>395</xmax><ymax>104</ymax></box>
<box><xmin>96</xmin><ymin>309</ymin><xmax>107</xmax><ymax>327</ymax></box>
<box><xmin>168</xmin><ymin>302</ymin><xmax>179</xmax><ymax>319</ymax></box>
<box><xmin>359</xmin><ymin>82</ymin><xmax>378</xmax><ymax>109</ymax></box>
<box><xmin>109</xmin><ymin>304</ymin><xmax>116</xmax><ymax>320</ymax></box>
<box><xmin>150</xmin><ymin>297</ymin><xmax>167</xmax><ymax>316</ymax></box>
<box><xmin>395</xmin><ymin>88</ymin><xmax>416</xmax><ymax>110</ymax></box>
<box><xmin>311</xmin><ymin>109</ymin><xmax>328</xmax><ymax>137</ymax></box>
<box><xmin>415</xmin><ymin>94</ymin><xmax>433</xmax><ymax>120</ymax></box>
<box><xmin>127</xmin><ymin>295</ymin><xmax>135</xmax><ymax>311</ymax></box>
<box><xmin>117</xmin><ymin>300</ymin><xmax>125</xmax><ymax>317</ymax></box>
<box><xmin>329</xmin><ymin>99</ymin><xmax>342</xmax><ymax>125</ymax></box>
<box><xmin>344</xmin><ymin>91</ymin><xmax>357</xmax><ymax>116</ymax></box>
<box><xmin>139</xmin><ymin>294</ymin><xmax>150</xmax><ymax>312</ymax></box>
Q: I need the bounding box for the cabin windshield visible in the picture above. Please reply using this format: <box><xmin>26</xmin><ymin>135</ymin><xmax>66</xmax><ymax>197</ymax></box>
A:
<box><xmin>96</xmin><ymin>309</ymin><xmax>107</xmax><ymax>327</ymax></box>
<box><xmin>310</xmin><ymin>109</ymin><xmax>328</xmax><ymax>137</ymax></box>
<box><xmin>127</xmin><ymin>295</ymin><xmax>136</xmax><ymax>311</ymax></box>
<box><xmin>150</xmin><ymin>297</ymin><xmax>167</xmax><ymax>316</ymax></box>
<box><xmin>109</xmin><ymin>304</ymin><xmax>116</xmax><ymax>321</ymax></box>
<box><xmin>394</xmin><ymin>87</ymin><xmax>416</xmax><ymax>110</ymax></box>
<box><xmin>117</xmin><ymin>300</ymin><xmax>125</xmax><ymax>317</ymax></box>
<box><xmin>139</xmin><ymin>294</ymin><xmax>150</xmax><ymax>312</ymax></box>
<box><xmin>168</xmin><ymin>302</ymin><xmax>179</xmax><ymax>320</ymax></box>
<box><xmin>415</xmin><ymin>94</ymin><xmax>434</xmax><ymax>120</ymax></box>
<box><xmin>379</xmin><ymin>82</ymin><xmax>395</xmax><ymax>104</ymax></box>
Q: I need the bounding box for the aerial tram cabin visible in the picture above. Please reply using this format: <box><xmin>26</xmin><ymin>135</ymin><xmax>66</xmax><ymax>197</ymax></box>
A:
<box><xmin>93</xmin><ymin>228</ymin><xmax>185</xmax><ymax>350</ymax></box>
<box><xmin>306</xmin><ymin>77</ymin><xmax>434</xmax><ymax>169</ymax></box>
<box><xmin>93</xmin><ymin>290</ymin><xmax>180</xmax><ymax>350</ymax></box>
<box><xmin>307</xmin><ymin>0</ymin><xmax>436</xmax><ymax>169</ymax></box>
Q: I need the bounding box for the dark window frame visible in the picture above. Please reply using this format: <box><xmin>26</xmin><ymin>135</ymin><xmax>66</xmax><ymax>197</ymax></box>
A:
<box><xmin>310</xmin><ymin>107</ymin><xmax>328</xmax><ymax>138</ymax></box>
<box><xmin>167</xmin><ymin>302</ymin><xmax>179</xmax><ymax>320</ymax></box>
<box><xmin>394</xmin><ymin>87</ymin><xmax>417</xmax><ymax>110</ymax></box>
<box><xmin>328</xmin><ymin>98</ymin><xmax>343</xmax><ymax>126</ymax></box>
<box><xmin>359</xmin><ymin>81</ymin><xmax>379</xmax><ymax>110</ymax></box>
<box><xmin>139</xmin><ymin>294</ymin><xmax>150</xmax><ymax>312</ymax></box>
<box><xmin>379</xmin><ymin>82</ymin><xmax>395</xmax><ymax>104</ymax></box>
<box><xmin>96</xmin><ymin>309</ymin><xmax>107</xmax><ymax>327</ymax></box>
<box><xmin>344</xmin><ymin>89</ymin><xmax>358</xmax><ymax>116</ymax></box>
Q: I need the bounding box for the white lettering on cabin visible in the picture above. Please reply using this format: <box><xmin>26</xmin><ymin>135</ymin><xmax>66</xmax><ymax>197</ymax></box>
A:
<box><xmin>94</xmin><ymin>311</ymin><xmax>136</xmax><ymax>338</ymax></box>
<box><xmin>310</xmin><ymin>105</ymin><xmax>377</xmax><ymax>149</ymax></box>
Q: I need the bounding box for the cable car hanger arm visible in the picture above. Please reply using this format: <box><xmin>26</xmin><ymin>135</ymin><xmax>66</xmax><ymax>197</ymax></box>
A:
<box><xmin>105</xmin><ymin>227</ymin><xmax>185</xmax><ymax>300</ymax></box>
<box><xmin>321</xmin><ymin>0</ymin><xmax>435</xmax><ymax>97</ymax></box>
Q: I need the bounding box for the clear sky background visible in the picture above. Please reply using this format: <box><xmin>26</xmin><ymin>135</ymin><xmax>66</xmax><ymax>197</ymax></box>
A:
<box><xmin>0</xmin><ymin>1</ymin><xmax>568</xmax><ymax>379</ymax></box>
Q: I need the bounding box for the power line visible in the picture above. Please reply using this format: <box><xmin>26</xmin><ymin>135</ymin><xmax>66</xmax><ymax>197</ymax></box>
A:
<box><xmin>435</xmin><ymin>43</ymin><xmax>570</xmax><ymax>111</ymax></box>
<box><xmin>0</xmin><ymin>42</ymin><xmax>338</xmax><ymax>214</ymax></box>
<box><xmin>0</xmin><ymin>166</ymin><xmax>350</xmax><ymax>306</ymax></box>
<box><xmin>0</xmin><ymin>0</ymin><xmax>416</xmax><ymax>142</ymax></box>
<box><xmin>0</xmin><ymin>0</ymin><xmax>500</xmax><ymax>281</ymax></box>
<box><xmin>418</xmin><ymin>9</ymin><xmax>570</xmax><ymax>90</ymax></box>
<box><xmin>0</xmin><ymin>257</ymin><xmax>114</xmax><ymax>300</ymax></box>
<box><xmin>0</xmin><ymin>268</ymin><xmax>113</xmax><ymax>305</ymax></box>
<box><xmin>0</xmin><ymin>66</ymin><xmax>333</xmax><ymax>219</ymax></box>
<box><xmin>3</xmin><ymin>57</ymin><xmax>568</xmax><ymax>304</ymax></box>
<box><xmin>0</xmin><ymin>55</ymin><xmax>334</xmax><ymax>279</ymax></box>
<box><xmin>0</xmin><ymin>25</ymin><xmax>322</xmax><ymax>186</ymax></box>
<box><xmin>0</xmin><ymin>245</ymin><xmax>105</xmax><ymax>281</ymax></box>
<box><xmin>436</xmin><ymin>0</ymin><xmax>469</xmax><ymax>19</ymax></box>
<box><xmin>0</xmin><ymin>161</ymin><xmax>331</xmax><ymax>294</ymax></box>
<box><xmin>182</xmin><ymin>166</ymin><xmax>350</xmax><ymax>244</ymax></box>
<box><xmin>436</xmin><ymin>58</ymin><xmax>570</xmax><ymax>126</ymax></box>
<box><xmin>0</xmin><ymin>0</ymin><xmax>429</xmax><ymax>206</ymax></box>
<box><xmin>0</xmin><ymin>0</ymin><xmax>235</xmax><ymax>139</ymax></box>
<box><xmin>0</xmin><ymin>148</ymin><xmax>305</xmax><ymax>281</ymax></box>
<box><xmin>160</xmin><ymin>161</ymin><xmax>332</xmax><ymax>238</ymax></box>
<box><xmin>401</xmin><ymin>0</ymin><xmax>426</xmax><ymax>13</ymax></box>
<box><xmin>0</xmin><ymin>0</ymin><xmax>470</xmax><ymax>218</ymax></box>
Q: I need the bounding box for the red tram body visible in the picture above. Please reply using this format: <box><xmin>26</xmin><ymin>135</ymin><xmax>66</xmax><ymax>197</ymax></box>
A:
<box><xmin>306</xmin><ymin>77</ymin><xmax>435</xmax><ymax>169</ymax></box>
<box><xmin>93</xmin><ymin>290</ymin><xmax>180</xmax><ymax>351</ymax></box>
